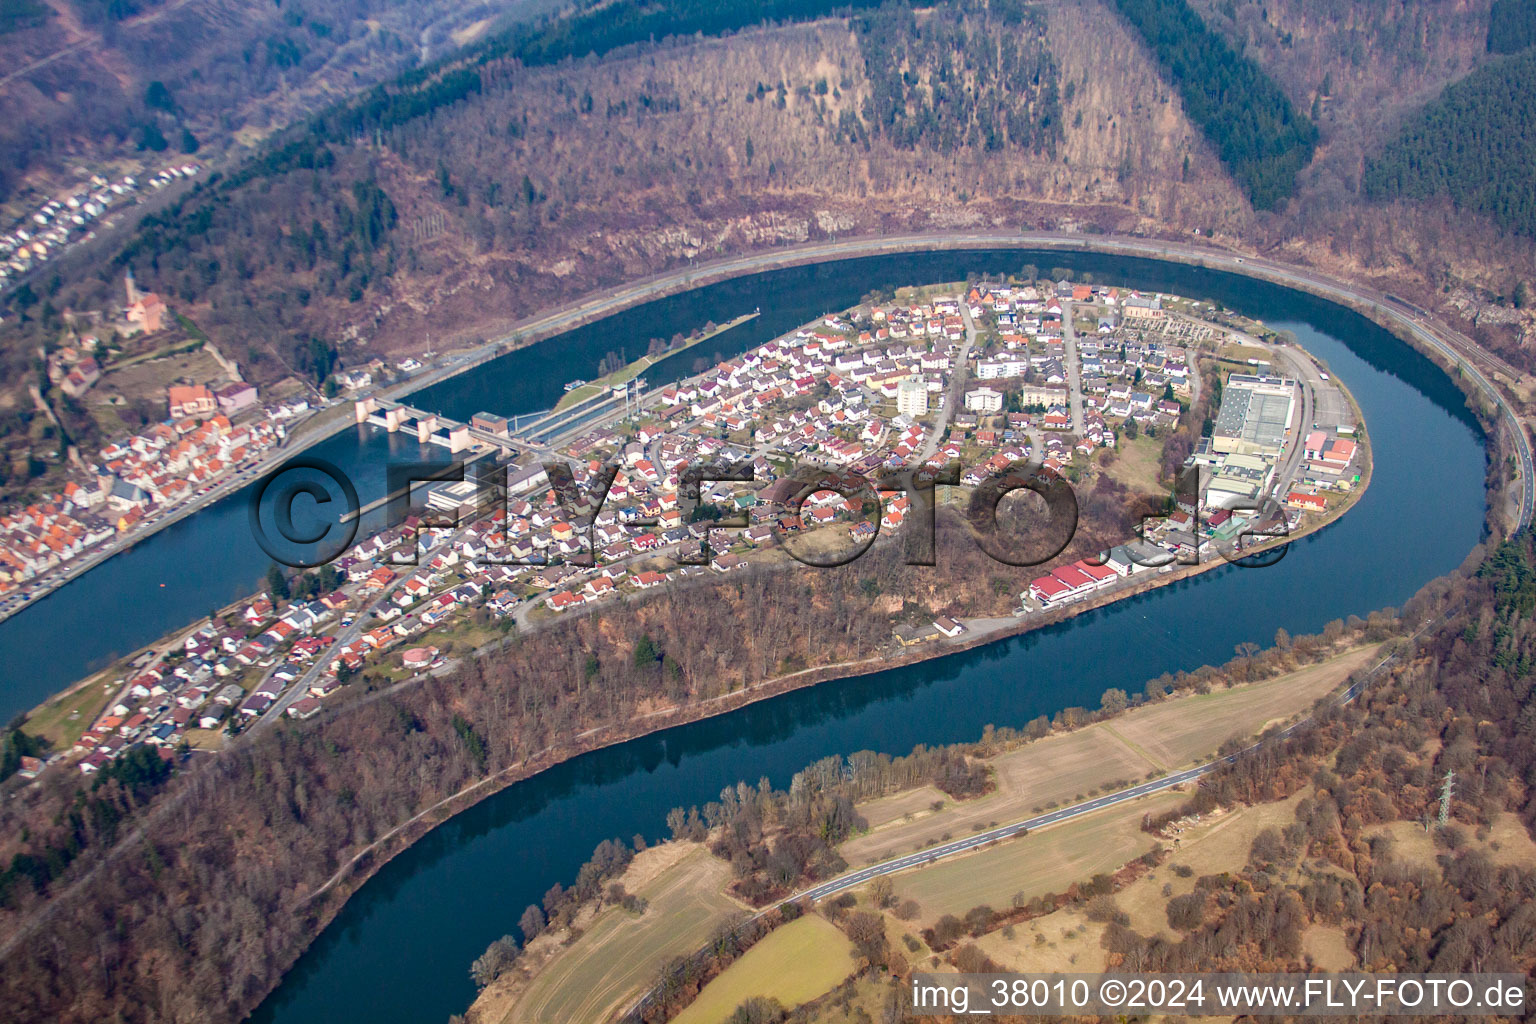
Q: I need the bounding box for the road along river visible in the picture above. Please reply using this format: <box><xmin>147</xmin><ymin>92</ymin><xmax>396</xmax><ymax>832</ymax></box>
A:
<box><xmin>0</xmin><ymin>240</ymin><xmax>1512</xmax><ymax>716</ymax></box>
<box><xmin>217</xmin><ymin>250</ymin><xmax>1488</xmax><ymax>1024</ymax></box>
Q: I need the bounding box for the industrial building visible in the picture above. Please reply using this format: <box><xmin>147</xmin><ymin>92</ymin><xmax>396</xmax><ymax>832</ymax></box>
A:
<box><xmin>1211</xmin><ymin>374</ymin><xmax>1296</xmax><ymax>456</ymax></box>
<box><xmin>1204</xmin><ymin>452</ymin><xmax>1276</xmax><ymax>509</ymax></box>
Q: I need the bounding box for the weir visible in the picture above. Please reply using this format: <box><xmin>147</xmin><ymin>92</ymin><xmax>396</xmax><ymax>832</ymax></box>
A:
<box><xmin>354</xmin><ymin>398</ymin><xmax>511</xmax><ymax>453</ymax></box>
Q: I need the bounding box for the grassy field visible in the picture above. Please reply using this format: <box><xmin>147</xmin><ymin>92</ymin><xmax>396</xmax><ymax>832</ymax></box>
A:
<box><xmin>1113</xmin><ymin>789</ymin><xmax>1312</xmax><ymax>940</ymax></box>
<box><xmin>1368</xmin><ymin>812</ymin><xmax>1536</xmax><ymax>870</ymax></box>
<box><xmin>841</xmin><ymin>725</ymin><xmax>1156</xmax><ymax>866</ymax></box>
<box><xmin>421</xmin><ymin>614</ymin><xmax>504</xmax><ymax>656</ymax></box>
<box><xmin>180</xmin><ymin>727</ymin><xmax>226</xmax><ymax>751</ymax></box>
<box><xmin>1103</xmin><ymin>434</ymin><xmax>1164</xmax><ymax>495</ymax></box>
<box><xmin>1108</xmin><ymin>644</ymin><xmax>1380</xmax><ymax>768</ymax></box>
<box><xmin>975</xmin><ymin>907</ymin><xmax>1109</xmax><ymax>973</ymax></box>
<box><xmin>493</xmin><ymin>646</ymin><xmax>1379</xmax><ymax>1023</ymax></box>
<box><xmin>1219</xmin><ymin>341</ymin><xmax>1273</xmax><ymax>365</ymax></box>
<box><xmin>841</xmin><ymin>645</ymin><xmax>1377</xmax><ymax>867</ymax></box>
<box><xmin>891</xmin><ymin>790</ymin><xmax>1183</xmax><ymax>923</ymax></box>
<box><xmin>502</xmin><ymin>845</ymin><xmax>740</xmax><ymax>1024</ymax></box>
<box><xmin>1303</xmin><ymin>924</ymin><xmax>1356</xmax><ymax>970</ymax></box>
<box><xmin>973</xmin><ymin>790</ymin><xmax>1311</xmax><ymax>972</ymax></box>
<box><xmin>800</xmin><ymin>976</ymin><xmax>891</xmax><ymax>1024</ymax></box>
<box><xmin>857</xmin><ymin>786</ymin><xmax>949</xmax><ymax>830</ymax></box>
<box><xmin>98</xmin><ymin>345</ymin><xmax>223</xmax><ymax>398</ymax></box>
<box><xmin>553</xmin><ymin>312</ymin><xmax>757</xmax><ymax>412</ymax></box>
<box><xmin>87</xmin><ymin>399</ymin><xmax>136</xmax><ymax>439</ymax></box>
<box><xmin>992</xmin><ymin>722</ymin><xmax>1155</xmax><ymax>801</ymax></box>
<box><xmin>24</xmin><ymin>673</ymin><xmax>116</xmax><ymax>748</ymax></box>
<box><xmin>672</xmin><ymin>915</ymin><xmax>858</xmax><ymax>1024</ymax></box>
<box><xmin>782</xmin><ymin>524</ymin><xmax>866</xmax><ymax>563</ymax></box>
<box><xmin>553</xmin><ymin>384</ymin><xmax>606</xmax><ymax>409</ymax></box>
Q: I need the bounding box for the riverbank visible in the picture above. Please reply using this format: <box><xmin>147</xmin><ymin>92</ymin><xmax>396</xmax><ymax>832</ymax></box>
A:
<box><xmin>2</xmin><ymin>267</ymin><xmax>1223</xmax><ymax>746</ymax></box>
<box><xmin>0</xmin><ymin>403</ymin><xmax>342</xmax><ymax>629</ymax></box>
<box><xmin>467</xmin><ymin>638</ymin><xmax>1388</xmax><ymax>1024</ymax></box>
<box><xmin>0</xmin><ymin>243</ymin><xmax>1494</xmax><ymax>1024</ymax></box>
<box><xmin>10</xmin><ymin>292</ymin><xmax>1371</xmax><ymax>819</ymax></box>
<box><xmin>283</xmin><ymin>350</ymin><xmax>1376</xmax><ymax>907</ymax></box>
<box><xmin>203</xmin><ymin>247</ymin><xmax>1498</xmax><ymax>1024</ymax></box>
<box><xmin>554</xmin><ymin>311</ymin><xmax>759</xmax><ymax>412</ymax></box>
<box><xmin>251</xmin><ymin>397</ymin><xmax>1382</xmax><ymax>1020</ymax></box>
<box><xmin>288</xmin><ymin>436</ymin><xmax>1373</xmax><ymax>929</ymax></box>
<box><xmin>5</xmin><ymin>231</ymin><xmax>1519</xmax><ymax>642</ymax></box>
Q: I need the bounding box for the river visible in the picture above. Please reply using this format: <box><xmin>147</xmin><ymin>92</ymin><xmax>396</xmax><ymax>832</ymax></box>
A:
<box><xmin>0</xmin><ymin>251</ymin><xmax>1486</xmax><ymax>1023</ymax></box>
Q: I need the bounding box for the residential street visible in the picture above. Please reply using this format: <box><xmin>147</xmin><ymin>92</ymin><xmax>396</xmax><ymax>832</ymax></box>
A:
<box><xmin>250</xmin><ymin>529</ymin><xmax>463</xmax><ymax>732</ymax></box>
<box><xmin>1060</xmin><ymin>296</ymin><xmax>1086</xmax><ymax>434</ymax></box>
<box><xmin>909</xmin><ymin>299</ymin><xmax>977</xmax><ymax>467</ymax></box>
<box><xmin>1271</xmin><ymin>343</ymin><xmax>1320</xmax><ymax>503</ymax></box>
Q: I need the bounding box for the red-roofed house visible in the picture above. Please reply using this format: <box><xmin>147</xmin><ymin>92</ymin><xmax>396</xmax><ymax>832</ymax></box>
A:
<box><xmin>1075</xmin><ymin>560</ymin><xmax>1117</xmax><ymax>587</ymax></box>
<box><xmin>1051</xmin><ymin>564</ymin><xmax>1094</xmax><ymax>592</ymax></box>
<box><xmin>1287</xmin><ymin>491</ymin><xmax>1327</xmax><ymax>513</ymax></box>
<box><xmin>546</xmin><ymin>591</ymin><xmax>582</xmax><ymax>612</ymax></box>
<box><xmin>1028</xmin><ymin>574</ymin><xmax>1072</xmax><ymax>607</ymax></box>
<box><xmin>168</xmin><ymin>384</ymin><xmax>215</xmax><ymax>419</ymax></box>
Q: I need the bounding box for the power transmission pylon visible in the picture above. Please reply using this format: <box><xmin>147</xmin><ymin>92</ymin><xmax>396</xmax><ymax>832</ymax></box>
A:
<box><xmin>1438</xmin><ymin>770</ymin><xmax>1455</xmax><ymax>826</ymax></box>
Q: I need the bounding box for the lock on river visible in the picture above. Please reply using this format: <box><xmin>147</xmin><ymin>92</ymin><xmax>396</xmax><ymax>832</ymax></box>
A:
<box><xmin>0</xmin><ymin>250</ymin><xmax>1487</xmax><ymax>1024</ymax></box>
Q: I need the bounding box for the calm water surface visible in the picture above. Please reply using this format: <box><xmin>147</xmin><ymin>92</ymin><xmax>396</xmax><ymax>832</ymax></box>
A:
<box><xmin>245</xmin><ymin>253</ymin><xmax>1485</xmax><ymax>1024</ymax></box>
<box><xmin>0</xmin><ymin>252</ymin><xmax>1484</xmax><ymax>1024</ymax></box>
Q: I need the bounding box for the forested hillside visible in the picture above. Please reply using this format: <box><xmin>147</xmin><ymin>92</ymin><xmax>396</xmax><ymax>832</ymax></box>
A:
<box><xmin>0</xmin><ymin>0</ymin><xmax>513</xmax><ymax>205</ymax></box>
<box><xmin>1101</xmin><ymin>530</ymin><xmax>1536</xmax><ymax>977</ymax></box>
<box><xmin>851</xmin><ymin>2</ymin><xmax>1062</xmax><ymax>154</ymax></box>
<box><xmin>12</xmin><ymin>0</ymin><xmax>1530</xmax><ymax>396</ymax></box>
<box><xmin>838</xmin><ymin>536</ymin><xmax>1536</xmax><ymax>1000</ymax></box>
<box><xmin>1488</xmin><ymin>0</ymin><xmax>1536</xmax><ymax>54</ymax></box>
<box><xmin>7</xmin><ymin>0</ymin><xmax>1536</xmax><ymax>403</ymax></box>
<box><xmin>1161</xmin><ymin>0</ymin><xmax>1536</xmax><ymax>357</ymax></box>
<box><xmin>478</xmin><ymin>542</ymin><xmax>1536</xmax><ymax>1022</ymax></box>
<box><xmin>1</xmin><ymin>0</ymin><xmax>1242</xmax><ymax>390</ymax></box>
<box><xmin>127</xmin><ymin>0</ymin><xmax>884</xmax><ymax>199</ymax></box>
<box><xmin>1109</xmin><ymin>0</ymin><xmax>1317</xmax><ymax>209</ymax></box>
<box><xmin>1363</xmin><ymin>50</ymin><xmax>1536</xmax><ymax>240</ymax></box>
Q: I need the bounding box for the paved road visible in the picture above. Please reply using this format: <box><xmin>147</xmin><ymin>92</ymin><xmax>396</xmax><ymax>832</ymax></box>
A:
<box><xmin>619</xmin><ymin>619</ymin><xmax>1437</xmax><ymax>1023</ymax></box>
<box><xmin>15</xmin><ymin>229</ymin><xmax>1528</xmax><ymax>622</ymax></box>
<box><xmin>919</xmin><ymin>303</ymin><xmax>978</xmax><ymax>463</ymax></box>
<box><xmin>1271</xmin><ymin>344</ymin><xmax>1317</xmax><ymax>500</ymax></box>
<box><xmin>250</xmin><ymin>529</ymin><xmax>463</xmax><ymax>732</ymax></box>
<box><xmin>799</xmin><ymin>758</ymin><xmax>1217</xmax><ymax>901</ymax></box>
<box><xmin>1060</xmin><ymin>297</ymin><xmax>1086</xmax><ymax>434</ymax></box>
<box><xmin>788</xmin><ymin>624</ymin><xmax>1407</xmax><ymax>904</ymax></box>
<box><xmin>419</xmin><ymin>229</ymin><xmax>1531</xmax><ymax>528</ymax></box>
<box><xmin>585</xmin><ymin>231</ymin><xmax>1531</xmax><ymax>528</ymax></box>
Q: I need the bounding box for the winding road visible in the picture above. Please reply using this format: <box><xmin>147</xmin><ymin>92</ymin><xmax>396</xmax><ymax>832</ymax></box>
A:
<box><xmin>444</xmin><ymin>230</ymin><xmax>1532</xmax><ymax>530</ymax></box>
<box><xmin>6</xmin><ymin>230</ymin><xmax>1520</xmax><ymax>1014</ymax></box>
<box><xmin>618</xmin><ymin>616</ymin><xmax>1439</xmax><ymax>1024</ymax></box>
<box><xmin>1060</xmin><ymin>297</ymin><xmax>1086</xmax><ymax>435</ymax></box>
<box><xmin>14</xmin><ymin>230</ymin><xmax>1527</xmax><ymax>626</ymax></box>
<box><xmin>797</xmin><ymin>629</ymin><xmax>1398</xmax><ymax>903</ymax></box>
